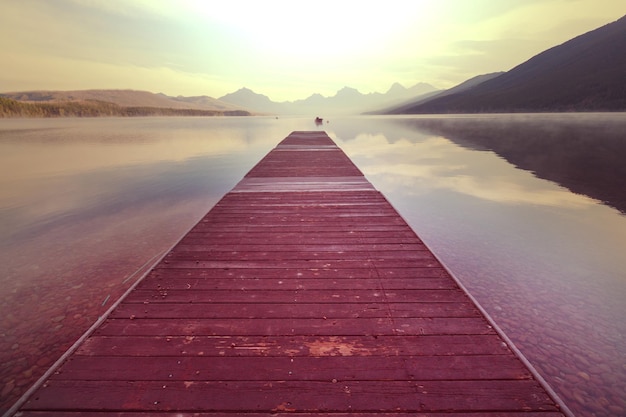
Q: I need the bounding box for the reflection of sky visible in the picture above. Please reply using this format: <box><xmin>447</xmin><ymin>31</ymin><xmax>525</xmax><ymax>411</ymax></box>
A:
<box><xmin>332</xmin><ymin>120</ymin><xmax>626</xmax><ymax>301</ymax></box>
<box><xmin>338</xmin><ymin>132</ymin><xmax>598</xmax><ymax>209</ymax></box>
<box><xmin>0</xmin><ymin>117</ymin><xmax>279</xmax><ymax>182</ymax></box>
<box><xmin>0</xmin><ymin>117</ymin><xmax>300</xmax><ymax>244</ymax></box>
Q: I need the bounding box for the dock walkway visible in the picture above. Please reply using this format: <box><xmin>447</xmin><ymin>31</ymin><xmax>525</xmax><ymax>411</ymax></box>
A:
<box><xmin>13</xmin><ymin>131</ymin><xmax>568</xmax><ymax>416</ymax></box>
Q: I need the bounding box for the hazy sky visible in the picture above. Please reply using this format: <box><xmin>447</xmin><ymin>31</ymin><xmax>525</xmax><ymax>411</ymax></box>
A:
<box><xmin>1</xmin><ymin>0</ymin><xmax>624</xmax><ymax>101</ymax></box>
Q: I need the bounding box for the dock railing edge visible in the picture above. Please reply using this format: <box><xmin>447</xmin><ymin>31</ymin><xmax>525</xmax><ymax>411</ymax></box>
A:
<box><xmin>2</xmin><ymin>204</ymin><xmax>217</xmax><ymax>417</ymax></box>
<box><xmin>442</xmin><ymin>259</ymin><xmax>577</xmax><ymax>417</ymax></box>
<box><xmin>380</xmin><ymin>195</ymin><xmax>576</xmax><ymax>417</ymax></box>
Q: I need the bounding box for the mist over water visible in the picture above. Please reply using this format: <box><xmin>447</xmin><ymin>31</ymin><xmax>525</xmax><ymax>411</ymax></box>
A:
<box><xmin>1</xmin><ymin>115</ymin><xmax>625</xmax><ymax>416</ymax></box>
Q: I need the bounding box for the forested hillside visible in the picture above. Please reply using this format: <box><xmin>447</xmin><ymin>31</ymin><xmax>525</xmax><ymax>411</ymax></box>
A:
<box><xmin>0</xmin><ymin>97</ymin><xmax>250</xmax><ymax>117</ymax></box>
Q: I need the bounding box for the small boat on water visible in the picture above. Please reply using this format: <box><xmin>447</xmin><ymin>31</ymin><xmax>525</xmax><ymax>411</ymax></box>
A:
<box><xmin>315</xmin><ymin>117</ymin><xmax>323</xmax><ymax>125</ymax></box>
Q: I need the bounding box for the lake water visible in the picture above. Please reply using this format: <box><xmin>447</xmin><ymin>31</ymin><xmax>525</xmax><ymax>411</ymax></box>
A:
<box><xmin>1</xmin><ymin>115</ymin><xmax>625</xmax><ymax>416</ymax></box>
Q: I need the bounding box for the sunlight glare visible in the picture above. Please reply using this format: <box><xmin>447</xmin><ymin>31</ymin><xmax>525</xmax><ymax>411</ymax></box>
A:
<box><xmin>183</xmin><ymin>0</ymin><xmax>439</xmax><ymax>59</ymax></box>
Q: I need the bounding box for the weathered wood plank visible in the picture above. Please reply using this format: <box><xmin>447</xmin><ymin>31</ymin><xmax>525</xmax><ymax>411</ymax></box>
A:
<box><xmin>196</xmin><ymin>214</ymin><xmax>406</xmax><ymax>223</ymax></box>
<box><xmin>53</xmin><ymin>355</ymin><xmax>532</xmax><ymax>381</ymax></box>
<box><xmin>187</xmin><ymin>225</ymin><xmax>414</xmax><ymax>233</ymax></box>
<box><xmin>164</xmin><ymin>250</ymin><xmax>437</xmax><ymax>262</ymax></box>
<box><xmin>14</xmin><ymin>412</ymin><xmax>570</xmax><ymax>417</ymax></box>
<box><xmin>172</xmin><ymin>243</ymin><xmax>430</xmax><ymax>252</ymax></box>
<box><xmin>181</xmin><ymin>235</ymin><xmax>423</xmax><ymax>245</ymax></box>
<box><xmin>94</xmin><ymin>317</ymin><xmax>494</xmax><ymax>337</ymax></box>
<box><xmin>23</xmin><ymin>380</ymin><xmax>558</xmax><ymax>412</ymax></box>
<box><xmin>156</xmin><ymin>259</ymin><xmax>442</xmax><ymax>269</ymax></box>
<box><xmin>110</xmin><ymin>301</ymin><xmax>480</xmax><ymax>319</ymax></box>
<box><xmin>76</xmin><ymin>334</ymin><xmax>512</xmax><ymax>357</ymax></box>
<box><xmin>135</xmin><ymin>277</ymin><xmax>457</xmax><ymax>291</ymax></box>
<box><xmin>143</xmin><ymin>267</ymin><xmax>448</xmax><ymax>279</ymax></box>
<box><xmin>123</xmin><ymin>288</ymin><xmax>469</xmax><ymax>304</ymax></box>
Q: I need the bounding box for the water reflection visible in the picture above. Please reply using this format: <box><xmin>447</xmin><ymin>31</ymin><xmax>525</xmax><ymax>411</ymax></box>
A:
<box><xmin>338</xmin><ymin>131</ymin><xmax>599</xmax><ymax>209</ymax></box>
<box><xmin>329</xmin><ymin>114</ymin><xmax>626</xmax><ymax>417</ymax></box>
<box><xmin>371</xmin><ymin>114</ymin><xmax>626</xmax><ymax>213</ymax></box>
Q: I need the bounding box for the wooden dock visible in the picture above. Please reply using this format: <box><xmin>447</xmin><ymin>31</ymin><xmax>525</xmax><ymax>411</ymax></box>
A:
<box><xmin>12</xmin><ymin>131</ymin><xmax>569</xmax><ymax>416</ymax></box>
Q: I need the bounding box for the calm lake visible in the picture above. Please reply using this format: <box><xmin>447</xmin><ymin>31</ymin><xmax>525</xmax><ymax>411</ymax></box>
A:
<box><xmin>1</xmin><ymin>114</ymin><xmax>625</xmax><ymax>416</ymax></box>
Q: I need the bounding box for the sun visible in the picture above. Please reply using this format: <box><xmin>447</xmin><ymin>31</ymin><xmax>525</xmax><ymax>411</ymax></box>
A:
<box><xmin>183</xmin><ymin>0</ymin><xmax>437</xmax><ymax>60</ymax></box>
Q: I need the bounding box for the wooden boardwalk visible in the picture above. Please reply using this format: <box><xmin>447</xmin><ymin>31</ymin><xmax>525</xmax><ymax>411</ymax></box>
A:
<box><xmin>12</xmin><ymin>131</ymin><xmax>569</xmax><ymax>416</ymax></box>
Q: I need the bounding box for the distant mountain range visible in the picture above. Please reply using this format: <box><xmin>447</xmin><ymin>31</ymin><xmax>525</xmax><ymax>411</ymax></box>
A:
<box><xmin>0</xmin><ymin>89</ymin><xmax>247</xmax><ymax>110</ymax></box>
<box><xmin>218</xmin><ymin>83</ymin><xmax>438</xmax><ymax>115</ymax></box>
<box><xmin>1</xmin><ymin>84</ymin><xmax>438</xmax><ymax>117</ymax></box>
<box><xmin>372</xmin><ymin>73</ymin><xmax>504</xmax><ymax>114</ymax></box>
<box><xmin>386</xmin><ymin>15</ymin><xmax>626</xmax><ymax>114</ymax></box>
<box><xmin>0</xmin><ymin>89</ymin><xmax>254</xmax><ymax>117</ymax></box>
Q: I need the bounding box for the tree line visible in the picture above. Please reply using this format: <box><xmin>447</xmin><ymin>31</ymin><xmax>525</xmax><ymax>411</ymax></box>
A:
<box><xmin>0</xmin><ymin>97</ymin><xmax>250</xmax><ymax>118</ymax></box>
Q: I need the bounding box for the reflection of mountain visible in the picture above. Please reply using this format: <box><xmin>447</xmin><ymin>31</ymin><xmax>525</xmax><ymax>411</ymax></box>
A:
<box><xmin>219</xmin><ymin>83</ymin><xmax>438</xmax><ymax>115</ymax></box>
<box><xmin>390</xmin><ymin>115</ymin><xmax>626</xmax><ymax>213</ymax></box>
<box><xmin>393</xmin><ymin>15</ymin><xmax>626</xmax><ymax>113</ymax></box>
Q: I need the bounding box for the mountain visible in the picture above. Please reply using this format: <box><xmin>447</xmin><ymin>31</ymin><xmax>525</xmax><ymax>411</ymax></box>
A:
<box><xmin>315</xmin><ymin>83</ymin><xmax>438</xmax><ymax>114</ymax></box>
<box><xmin>294</xmin><ymin>86</ymin><xmax>368</xmax><ymax>115</ymax></box>
<box><xmin>2</xmin><ymin>81</ymin><xmax>442</xmax><ymax>117</ymax></box>
<box><xmin>218</xmin><ymin>88</ymin><xmax>289</xmax><ymax>114</ymax></box>
<box><xmin>384</xmin><ymin>72</ymin><xmax>504</xmax><ymax>114</ymax></box>
<box><xmin>165</xmin><ymin>94</ymin><xmax>248</xmax><ymax>111</ymax></box>
<box><xmin>396</xmin><ymin>15</ymin><xmax>626</xmax><ymax>113</ymax></box>
<box><xmin>219</xmin><ymin>83</ymin><xmax>438</xmax><ymax>115</ymax></box>
<box><xmin>387</xmin><ymin>82</ymin><xmax>439</xmax><ymax>100</ymax></box>
<box><xmin>0</xmin><ymin>89</ymin><xmax>252</xmax><ymax>117</ymax></box>
<box><xmin>1</xmin><ymin>89</ymin><xmax>246</xmax><ymax>112</ymax></box>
